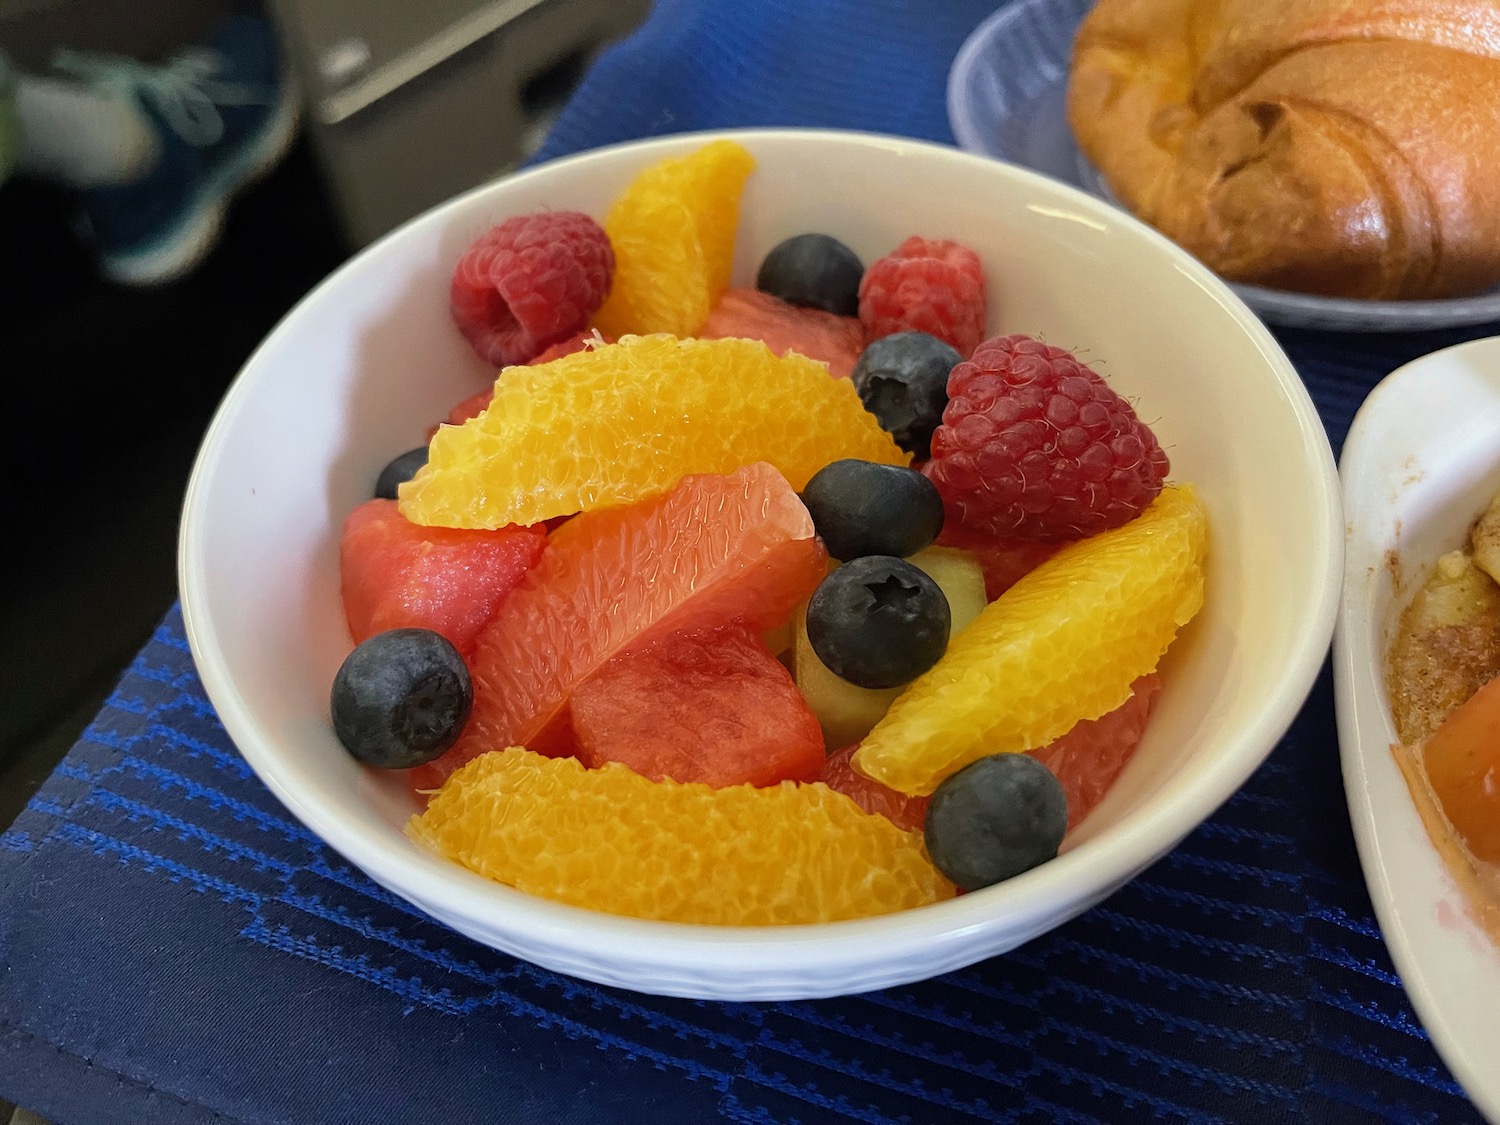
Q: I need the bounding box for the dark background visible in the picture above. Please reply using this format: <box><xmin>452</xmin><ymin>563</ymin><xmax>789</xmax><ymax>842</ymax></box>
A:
<box><xmin>0</xmin><ymin>138</ymin><xmax>350</xmax><ymax>828</ymax></box>
<box><xmin>0</xmin><ymin>0</ymin><xmax>620</xmax><ymax>833</ymax></box>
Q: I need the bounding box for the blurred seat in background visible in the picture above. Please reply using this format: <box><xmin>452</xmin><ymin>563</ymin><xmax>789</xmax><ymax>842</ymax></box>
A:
<box><xmin>269</xmin><ymin>0</ymin><xmax>650</xmax><ymax>245</ymax></box>
<box><xmin>2</xmin><ymin>8</ymin><xmax>297</xmax><ymax>284</ymax></box>
<box><xmin>0</xmin><ymin>0</ymin><xmax>647</xmax><ymax>842</ymax></box>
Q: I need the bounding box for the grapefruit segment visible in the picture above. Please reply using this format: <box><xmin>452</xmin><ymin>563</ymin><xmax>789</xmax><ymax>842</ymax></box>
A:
<box><xmin>1028</xmin><ymin>674</ymin><xmax>1161</xmax><ymax>832</ymax></box>
<box><xmin>820</xmin><ymin>744</ymin><xmax>930</xmax><ymax>833</ymax></box>
<box><xmin>699</xmin><ymin>288</ymin><xmax>865</xmax><ymax>378</ymax></box>
<box><xmin>420</xmin><ymin>463</ymin><xmax>828</xmax><ymax>784</ymax></box>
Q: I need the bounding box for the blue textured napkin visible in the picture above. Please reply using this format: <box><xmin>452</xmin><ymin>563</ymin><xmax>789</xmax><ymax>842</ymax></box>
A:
<box><xmin>4</xmin><ymin>1</ymin><xmax>1499</xmax><ymax>1122</ymax></box>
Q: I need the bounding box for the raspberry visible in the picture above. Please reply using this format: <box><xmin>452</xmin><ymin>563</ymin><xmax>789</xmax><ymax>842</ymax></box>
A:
<box><xmin>922</xmin><ymin>335</ymin><xmax>1169</xmax><ymax>542</ymax></box>
<box><xmin>450</xmin><ymin>212</ymin><xmax>614</xmax><ymax>367</ymax></box>
<box><xmin>858</xmin><ymin>236</ymin><xmax>987</xmax><ymax>358</ymax></box>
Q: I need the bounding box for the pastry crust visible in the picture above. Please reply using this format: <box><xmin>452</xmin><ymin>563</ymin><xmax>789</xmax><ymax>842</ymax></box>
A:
<box><xmin>1068</xmin><ymin>0</ymin><xmax>1500</xmax><ymax>298</ymax></box>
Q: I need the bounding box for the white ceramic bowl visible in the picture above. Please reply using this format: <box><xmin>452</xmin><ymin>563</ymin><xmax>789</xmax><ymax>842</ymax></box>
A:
<box><xmin>179</xmin><ymin>128</ymin><xmax>1343</xmax><ymax>1001</ymax></box>
<box><xmin>1334</xmin><ymin>337</ymin><xmax>1500</xmax><ymax>1123</ymax></box>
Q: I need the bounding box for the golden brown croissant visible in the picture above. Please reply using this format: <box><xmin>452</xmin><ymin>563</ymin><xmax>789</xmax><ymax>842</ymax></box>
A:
<box><xmin>1067</xmin><ymin>0</ymin><xmax>1500</xmax><ymax>299</ymax></box>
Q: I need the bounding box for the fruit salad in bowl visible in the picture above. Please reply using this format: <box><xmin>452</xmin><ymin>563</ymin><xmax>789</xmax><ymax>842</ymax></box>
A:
<box><xmin>179</xmin><ymin>129</ymin><xmax>1341</xmax><ymax>999</ymax></box>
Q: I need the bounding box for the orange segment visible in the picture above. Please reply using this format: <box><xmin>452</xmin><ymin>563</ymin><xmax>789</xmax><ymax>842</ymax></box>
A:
<box><xmin>408</xmin><ymin>748</ymin><xmax>955</xmax><ymax>924</ymax></box>
<box><xmin>399</xmin><ymin>334</ymin><xmax>906</xmax><ymax>530</ymax></box>
<box><xmin>591</xmin><ymin>139</ymin><xmax>755</xmax><ymax>338</ymax></box>
<box><xmin>854</xmin><ymin>484</ymin><xmax>1208</xmax><ymax>796</ymax></box>
<box><xmin>419</xmin><ymin>463</ymin><xmax>829</xmax><ymax>785</ymax></box>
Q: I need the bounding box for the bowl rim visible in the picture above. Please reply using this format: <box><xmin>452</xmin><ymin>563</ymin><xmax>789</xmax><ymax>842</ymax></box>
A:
<box><xmin>178</xmin><ymin>126</ymin><xmax>1344</xmax><ymax>995</ymax></box>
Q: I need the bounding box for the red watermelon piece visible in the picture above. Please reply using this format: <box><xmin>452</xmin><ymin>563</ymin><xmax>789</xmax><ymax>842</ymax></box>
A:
<box><xmin>339</xmin><ymin>499</ymin><xmax>546</xmax><ymax>656</ymax></box>
<box><xmin>569</xmin><ymin>624</ymin><xmax>826</xmax><ymax>788</ymax></box>
<box><xmin>699</xmin><ymin>288</ymin><xmax>865</xmax><ymax>378</ymax></box>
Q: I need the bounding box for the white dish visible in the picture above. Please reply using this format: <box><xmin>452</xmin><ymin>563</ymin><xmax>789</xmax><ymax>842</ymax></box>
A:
<box><xmin>946</xmin><ymin>0</ymin><xmax>1500</xmax><ymax>332</ymax></box>
<box><xmin>1333</xmin><ymin>336</ymin><xmax>1500</xmax><ymax>1123</ymax></box>
<box><xmin>179</xmin><ymin>127</ymin><xmax>1342</xmax><ymax>1000</ymax></box>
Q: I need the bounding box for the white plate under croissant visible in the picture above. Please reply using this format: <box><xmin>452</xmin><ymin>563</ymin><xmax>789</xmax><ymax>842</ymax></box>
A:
<box><xmin>948</xmin><ymin>0</ymin><xmax>1500</xmax><ymax>331</ymax></box>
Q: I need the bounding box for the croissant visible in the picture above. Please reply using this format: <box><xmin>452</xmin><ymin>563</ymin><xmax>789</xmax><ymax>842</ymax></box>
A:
<box><xmin>1067</xmin><ymin>0</ymin><xmax>1500</xmax><ymax>299</ymax></box>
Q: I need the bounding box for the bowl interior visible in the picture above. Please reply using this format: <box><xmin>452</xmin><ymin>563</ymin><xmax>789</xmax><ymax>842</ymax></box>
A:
<box><xmin>180</xmin><ymin>130</ymin><xmax>1340</xmax><ymax>998</ymax></box>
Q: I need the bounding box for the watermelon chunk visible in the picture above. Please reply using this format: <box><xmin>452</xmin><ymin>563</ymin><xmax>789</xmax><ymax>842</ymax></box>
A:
<box><xmin>571</xmin><ymin>625</ymin><xmax>825</xmax><ymax>787</ymax></box>
<box><xmin>339</xmin><ymin>499</ymin><xmax>545</xmax><ymax>655</ymax></box>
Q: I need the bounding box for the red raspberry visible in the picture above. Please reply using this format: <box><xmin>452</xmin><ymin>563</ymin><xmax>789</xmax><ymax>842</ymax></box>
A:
<box><xmin>450</xmin><ymin>212</ymin><xmax>614</xmax><ymax>367</ymax></box>
<box><xmin>922</xmin><ymin>335</ymin><xmax>1169</xmax><ymax>542</ymax></box>
<box><xmin>858</xmin><ymin>236</ymin><xmax>987</xmax><ymax>357</ymax></box>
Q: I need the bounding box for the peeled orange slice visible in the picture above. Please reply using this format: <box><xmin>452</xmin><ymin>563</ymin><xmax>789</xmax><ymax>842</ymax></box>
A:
<box><xmin>408</xmin><ymin>748</ymin><xmax>954</xmax><ymax>924</ymax></box>
<box><xmin>399</xmin><ymin>334</ymin><xmax>906</xmax><ymax>530</ymax></box>
<box><xmin>591</xmin><ymin>139</ymin><xmax>755</xmax><ymax>338</ymax></box>
<box><xmin>853</xmin><ymin>484</ymin><xmax>1208</xmax><ymax>796</ymax></box>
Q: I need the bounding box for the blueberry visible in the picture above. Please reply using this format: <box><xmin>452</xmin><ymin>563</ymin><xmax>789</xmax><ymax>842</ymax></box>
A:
<box><xmin>756</xmin><ymin>233</ymin><xmax>864</xmax><ymax>316</ymax></box>
<box><xmin>850</xmin><ymin>332</ymin><xmax>962</xmax><ymax>459</ymax></box>
<box><xmin>374</xmin><ymin>447</ymin><xmax>429</xmax><ymax>500</ymax></box>
<box><xmin>806</xmin><ymin>556</ymin><xmax>950</xmax><ymax>689</ymax></box>
<box><xmin>924</xmin><ymin>755</ymin><xmax>1068</xmax><ymax>891</ymax></box>
<box><xmin>330</xmin><ymin>628</ymin><xmax>472</xmax><ymax>769</ymax></box>
<box><xmin>801</xmin><ymin>459</ymin><xmax>944</xmax><ymax>561</ymax></box>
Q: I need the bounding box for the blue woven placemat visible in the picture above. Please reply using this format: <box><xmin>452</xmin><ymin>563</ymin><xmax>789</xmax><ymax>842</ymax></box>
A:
<box><xmin>4</xmin><ymin>1</ymin><xmax>1498</xmax><ymax>1121</ymax></box>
